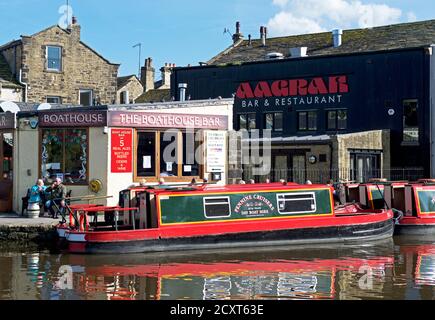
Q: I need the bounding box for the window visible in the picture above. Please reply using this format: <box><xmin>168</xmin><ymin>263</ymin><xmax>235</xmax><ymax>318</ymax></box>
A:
<box><xmin>79</xmin><ymin>90</ymin><xmax>93</xmax><ymax>106</ymax></box>
<box><xmin>46</xmin><ymin>96</ymin><xmax>61</xmax><ymax>104</ymax></box>
<box><xmin>277</xmin><ymin>192</ymin><xmax>316</xmax><ymax>215</ymax></box>
<box><xmin>264</xmin><ymin>112</ymin><xmax>283</xmax><ymax>132</ymax></box>
<box><xmin>203</xmin><ymin>197</ymin><xmax>231</xmax><ymax>218</ymax></box>
<box><xmin>135</xmin><ymin>130</ymin><xmax>203</xmax><ymax>180</ymax></box>
<box><xmin>46</xmin><ymin>46</ymin><xmax>62</xmax><ymax>71</ymax></box>
<box><xmin>238</xmin><ymin>113</ymin><xmax>256</xmax><ymax>130</ymax></box>
<box><xmin>298</xmin><ymin>111</ymin><xmax>317</xmax><ymax>131</ymax></box>
<box><xmin>327</xmin><ymin>110</ymin><xmax>347</xmax><ymax>130</ymax></box>
<box><xmin>40</xmin><ymin>129</ymin><xmax>88</xmax><ymax>184</ymax></box>
<box><xmin>403</xmin><ymin>99</ymin><xmax>419</xmax><ymax>144</ymax></box>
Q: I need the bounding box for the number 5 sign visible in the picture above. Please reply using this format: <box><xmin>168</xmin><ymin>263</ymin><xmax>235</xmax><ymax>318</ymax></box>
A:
<box><xmin>111</xmin><ymin>129</ymin><xmax>133</xmax><ymax>173</ymax></box>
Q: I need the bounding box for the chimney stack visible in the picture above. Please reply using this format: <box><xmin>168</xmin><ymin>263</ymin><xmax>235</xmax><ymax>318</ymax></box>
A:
<box><xmin>141</xmin><ymin>57</ymin><xmax>155</xmax><ymax>92</ymax></box>
<box><xmin>232</xmin><ymin>21</ymin><xmax>244</xmax><ymax>44</ymax></box>
<box><xmin>160</xmin><ymin>63</ymin><xmax>175</xmax><ymax>89</ymax></box>
<box><xmin>332</xmin><ymin>29</ymin><xmax>343</xmax><ymax>48</ymax></box>
<box><xmin>260</xmin><ymin>26</ymin><xmax>267</xmax><ymax>46</ymax></box>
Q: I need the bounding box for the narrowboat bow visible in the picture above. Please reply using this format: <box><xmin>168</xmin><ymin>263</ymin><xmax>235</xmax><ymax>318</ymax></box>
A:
<box><xmin>62</xmin><ymin>182</ymin><xmax>394</xmax><ymax>254</ymax></box>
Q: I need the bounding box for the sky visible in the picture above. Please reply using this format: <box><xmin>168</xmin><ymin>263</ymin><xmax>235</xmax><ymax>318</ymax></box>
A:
<box><xmin>0</xmin><ymin>0</ymin><xmax>434</xmax><ymax>79</ymax></box>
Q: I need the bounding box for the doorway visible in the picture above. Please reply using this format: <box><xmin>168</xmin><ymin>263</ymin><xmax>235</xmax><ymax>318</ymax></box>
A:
<box><xmin>272</xmin><ymin>151</ymin><xmax>306</xmax><ymax>184</ymax></box>
<box><xmin>0</xmin><ymin>131</ymin><xmax>14</xmax><ymax>212</ymax></box>
<box><xmin>350</xmin><ymin>151</ymin><xmax>381</xmax><ymax>183</ymax></box>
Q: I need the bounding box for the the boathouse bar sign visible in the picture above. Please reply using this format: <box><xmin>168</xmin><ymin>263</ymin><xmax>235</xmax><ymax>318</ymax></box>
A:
<box><xmin>109</xmin><ymin>111</ymin><xmax>228</xmax><ymax>130</ymax></box>
<box><xmin>235</xmin><ymin>75</ymin><xmax>350</xmax><ymax>108</ymax></box>
<box><xmin>0</xmin><ymin>112</ymin><xmax>15</xmax><ymax>129</ymax></box>
<box><xmin>38</xmin><ymin>111</ymin><xmax>107</xmax><ymax>127</ymax></box>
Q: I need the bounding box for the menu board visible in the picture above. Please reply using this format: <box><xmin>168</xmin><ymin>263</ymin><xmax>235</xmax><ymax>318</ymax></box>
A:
<box><xmin>111</xmin><ymin>129</ymin><xmax>133</xmax><ymax>173</ymax></box>
<box><xmin>206</xmin><ymin>131</ymin><xmax>226</xmax><ymax>173</ymax></box>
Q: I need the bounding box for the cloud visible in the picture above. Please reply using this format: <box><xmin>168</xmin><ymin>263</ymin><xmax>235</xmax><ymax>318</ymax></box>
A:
<box><xmin>267</xmin><ymin>0</ymin><xmax>415</xmax><ymax>36</ymax></box>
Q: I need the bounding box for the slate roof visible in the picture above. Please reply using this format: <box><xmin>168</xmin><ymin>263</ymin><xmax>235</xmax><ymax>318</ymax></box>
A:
<box><xmin>0</xmin><ymin>54</ymin><xmax>22</xmax><ymax>89</ymax></box>
<box><xmin>117</xmin><ymin>75</ymin><xmax>141</xmax><ymax>89</ymax></box>
<box><xmin>135</xmin><ymin>89</ymin><xmax>172</xmax><ymax>103</ymax></box>
<box><xmin>208</xmin><ymin>19</ymin><xmax>435</xmax><ymax>65</ymax></box>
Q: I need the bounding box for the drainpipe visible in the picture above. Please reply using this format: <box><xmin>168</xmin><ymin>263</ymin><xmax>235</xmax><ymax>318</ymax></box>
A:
<box><xmin>18</xmin><ymin>69</ymin><xmax>28</xmax><ymax>102</ymax></box>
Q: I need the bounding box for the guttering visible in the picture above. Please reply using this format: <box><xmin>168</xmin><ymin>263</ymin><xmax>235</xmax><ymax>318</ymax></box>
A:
<box><xmin>18</xmin><ymin>69</ymin><xmax>28</xmax><ymax>102</ymax></box>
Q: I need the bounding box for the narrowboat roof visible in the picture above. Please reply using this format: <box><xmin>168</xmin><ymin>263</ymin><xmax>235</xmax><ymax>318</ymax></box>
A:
<box><xmin>146</xmin><ymin>182</ymin><xmax>330</xmax><ymax>195</ymax></box>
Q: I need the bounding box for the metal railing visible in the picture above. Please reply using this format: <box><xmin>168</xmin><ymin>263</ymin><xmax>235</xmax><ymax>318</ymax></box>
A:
<box><xmin>242</xmin><ymin>167</ymin><xmax>426</xmax><ymax>184</ymax></box>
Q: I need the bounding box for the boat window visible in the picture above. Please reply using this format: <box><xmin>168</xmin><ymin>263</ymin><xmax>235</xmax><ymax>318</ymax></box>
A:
<box><xmin>203</xmin><ymin>197</ymin><xmax>231</xmax><ymax>219</ymax></box>
<box><xmin>277</xmin><ymin>192</ymin><xmax>316</xmax><ymax>215</ymax></box>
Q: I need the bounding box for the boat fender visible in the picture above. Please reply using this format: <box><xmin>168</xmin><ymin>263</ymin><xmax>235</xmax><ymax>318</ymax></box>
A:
<box><xmin>79</xmin><ymin>213</ymin><xmax>89</xmax><ymax>232</ymax></box>
<box><xmin>392</xmin><ymin>208</ymin><xmax>403</xmax><ymax>225</ymax></box>
<box><xmin>69</xmin><ymin>213</ymin><xmax>75</xmax><ymax>228</ymax></box>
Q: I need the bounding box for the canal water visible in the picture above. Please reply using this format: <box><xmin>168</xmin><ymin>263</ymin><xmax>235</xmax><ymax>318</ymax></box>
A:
<box><xmin>0</xmin><ymin>237</ymin><xmax>434</xmax><ymax>300</ymax></box>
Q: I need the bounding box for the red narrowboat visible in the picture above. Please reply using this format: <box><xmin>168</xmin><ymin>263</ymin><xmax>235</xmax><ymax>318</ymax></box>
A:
<box><xmin>62</xmin><ymin>182</ymin><xmax>394</xmax><ymax>254</ymax></box>
<box><xmin>384</xmin><ymin>182</ymin><xmax>435</xmax><ymax>235</ymax></box>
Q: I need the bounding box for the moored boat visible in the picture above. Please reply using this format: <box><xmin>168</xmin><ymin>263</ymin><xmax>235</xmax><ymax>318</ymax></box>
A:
<box><xmin>62</xmin><ymin>182</ymin><xmax>394</xmax><ymax>254</ymax></box>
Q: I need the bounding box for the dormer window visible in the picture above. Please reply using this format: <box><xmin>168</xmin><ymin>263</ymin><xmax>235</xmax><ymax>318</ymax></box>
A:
<box><xmin>46</xmin><ymin>46</ymin><xmax>62</xmax><ymax>71</ymax></box>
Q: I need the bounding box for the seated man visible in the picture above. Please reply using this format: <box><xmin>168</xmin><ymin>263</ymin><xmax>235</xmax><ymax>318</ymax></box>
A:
<box><xmin>45</xmin><ymin>178</ymin><xmax>67</xmax><ymax>219</ymax></box>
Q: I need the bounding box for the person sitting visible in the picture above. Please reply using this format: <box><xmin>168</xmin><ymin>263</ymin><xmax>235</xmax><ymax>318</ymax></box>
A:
<box><xmin>29</xmin><ymin>179</ymin><xmax>47</xmax><ymax>216</ymax></box>
<box><xmin>45</xmin><ymin>178</ymin><xmax>67</xmax><ymax>219</ymax></box>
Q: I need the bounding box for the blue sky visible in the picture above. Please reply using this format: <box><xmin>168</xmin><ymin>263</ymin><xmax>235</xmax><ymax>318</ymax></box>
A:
<box><xmin>0</xmin><ymin>0</ymin><xmax>433</xmax><ymax>78</ymax></box>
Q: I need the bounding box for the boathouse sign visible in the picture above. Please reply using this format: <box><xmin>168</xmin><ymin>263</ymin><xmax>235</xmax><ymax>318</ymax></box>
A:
<box><xmin>38</xmin><ymin>111</ymin><xmax>107</xmax><ymax>127</ymax></box>
<box><xmin>109</xmin><ymin>111</ymin><xmax>228</xmax><ymax>130</ymax></box>
<box><xmin>0</xmin><ymin>112</ymin><xmax>15</xmax><ymax>129</ymax></box>
<box><xmin>235</xmin><ymin>75</ymin><xmax>350</xmax><ymax>108</ymax></box>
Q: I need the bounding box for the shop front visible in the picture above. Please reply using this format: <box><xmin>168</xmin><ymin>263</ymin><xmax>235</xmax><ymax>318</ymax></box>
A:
<box><xmin>0</xmin><ymin>112</ymin><xmax>15</xmax><ymax>212</ymax></box>
<box><xmin>13</xmin><ymin>99</ymin><xmax>232</xmax><ymax>212</ymax></box>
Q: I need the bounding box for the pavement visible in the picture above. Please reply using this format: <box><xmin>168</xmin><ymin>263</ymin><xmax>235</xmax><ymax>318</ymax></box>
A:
<box><xmin>0</xmin><ymin>212</ymin><xmax>59</xmax><ymax>228</ymax></box>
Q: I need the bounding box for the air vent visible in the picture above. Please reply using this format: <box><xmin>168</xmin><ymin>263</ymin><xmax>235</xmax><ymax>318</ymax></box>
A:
<box><xmin>266</xmin><ymin>52</ymin><xmax>284</xmax><ymax>60</ymax></box>
<box><xmin>289</xmin><ymin>47</ymin><xmax>308</xmax><ymax>58</ymax></box>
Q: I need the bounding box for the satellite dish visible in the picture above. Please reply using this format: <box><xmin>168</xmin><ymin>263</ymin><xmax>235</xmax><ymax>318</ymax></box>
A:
<box><xmin>37</xmin><ymin>103</ymin><xmax>52</xmax><ymax>111</ymax></box>
<box><xmin>0</xmin><ymin>101</ymin><xmax>20</xmax><ymax>113</ymax></box>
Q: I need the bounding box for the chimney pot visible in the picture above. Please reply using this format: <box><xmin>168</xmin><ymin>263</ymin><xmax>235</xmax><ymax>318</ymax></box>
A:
<box><xmin>72</xmin><ymin>16</ymin><xmax>77</xmax><ymax>25</ymax></box>
<box><xmin>260</xmin><ymin>26</ymin><xmax>267</xmax><ymax>46</ymax></box>
<box><xmin>236</xmin><ymin>21</ymin><xmax>240</xmax><ymax>34</ymax></box>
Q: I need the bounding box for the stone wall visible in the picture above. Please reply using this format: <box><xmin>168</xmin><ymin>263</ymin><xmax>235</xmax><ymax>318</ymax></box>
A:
<box><xmin>116</xmin><ymin>77</ymin><xmax>144</xmax><ymax>104</ymax></box>
<box><xmin>19</xmin><ymin>24</ymin><xmax>119</xmax><ymax>105</ymax></box>
<box><xmin>1</xmin><ymin>44</ymin><xmax>22</xmax><ymax>77</ymax></box>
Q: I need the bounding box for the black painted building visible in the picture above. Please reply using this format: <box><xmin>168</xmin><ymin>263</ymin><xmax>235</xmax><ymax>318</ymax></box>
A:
<box><xmin>171</xmin><ymin>20</ymin><xmax>435</xmax><ymax>179</ymax></box>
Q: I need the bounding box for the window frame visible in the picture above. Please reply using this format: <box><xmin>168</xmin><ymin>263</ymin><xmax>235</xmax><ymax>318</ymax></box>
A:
<box><xmin>46</xmin><ymin>96</ymin><xmax>61</xmax><ymax>104</ymax></box>
<box><xmin>297</xmin><ymin>111</ymin><xmax>317</xmax><ymax>131</ymax></box>
<box><xmin>134</xmin><ymin>129</ymin><xmax>204</xmax><ymax>182</ymax></box>
<box><xmin>46</xmin><ymin>45</ymin><xmax>62</xmax><ymax>72</ymax></box>
<box><xmin>326</xmin><ymin>109</ymin><xmax>348</xmax><ymax>131</ymax></box>
<box><xmin>38</xmin><ymin>128</ymin><xmax>90</xmax><ymax>186</ymax></box>
<box><xmin>276</xmin><ymin>192</ymin><xmax>317</xmax><ymax>215</ymax></box>
<box><xmin>79</xmin><ymin>89</ymin><xmax>94</xmax><ymax>106</ymax></box>
<box><xmin>238</xmin><ymin>113</ymin><xmax>256</xmax><ymax>131</ymax></box>
<box><xmin>402</xmin><ymin>99</ymin><xmax>419</xmax><ymax>146</ymax></box>
<box><xmin>203</xmin><ymin>196</ymin><xmax>231</xmax><ymax>219</ymax></box>
<box><xmin>264</xmin><ymin>112</ymin><xmax>284</xmax><ymax>132</ymax></box>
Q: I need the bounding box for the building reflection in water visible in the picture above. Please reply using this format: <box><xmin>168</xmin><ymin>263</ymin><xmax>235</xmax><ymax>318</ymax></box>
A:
<box><xmin>1</xmin><ymin>240</ymin><xmax>435</xmax><ymax>300</ymax></box>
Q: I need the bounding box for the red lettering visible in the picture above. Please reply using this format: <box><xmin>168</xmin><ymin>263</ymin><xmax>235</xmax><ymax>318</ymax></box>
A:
<box><xmin>254</xmin><ymin>81</ymin><xmax>272</xmax><ymax>98</ymax></box>
<box><xmin>297</xmin><ymin>79</ymin><xmax>308</xmax><ymax>96</ymax></box>
<box><xmin>236</xmin><ymin>83</ymin><xmax>254</xmax><ymax>99</ymax></box>
<box><xmin>337</xmin><ymin>75</ymin><xmax>349</xmax><ymax>93</ymax></box>
<box><xmin>271</xmin><ymin>80</ymin><xmax>289</xmax><ymax>96</ymax></box>
<box><xmin>308</xmin><ymin>77</ymin><xmax>328</xmax><ymax>95</ymax></box>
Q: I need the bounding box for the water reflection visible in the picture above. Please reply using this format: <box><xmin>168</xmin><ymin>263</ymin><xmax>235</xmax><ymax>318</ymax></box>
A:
<box><xmin>1</xmin><ymin>238</ymin><xmax>435</xmax><ymax>300</ymax></box>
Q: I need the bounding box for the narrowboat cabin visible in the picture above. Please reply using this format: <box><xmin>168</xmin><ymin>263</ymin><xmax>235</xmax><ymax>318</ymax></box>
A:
<box><xmin>62</xmin><ymin>182</ymin><xmax>394</xmax><ymax>254</ymax></box>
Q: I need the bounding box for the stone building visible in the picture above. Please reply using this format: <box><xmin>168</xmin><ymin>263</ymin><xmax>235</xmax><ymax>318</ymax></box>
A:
<box><xmin>0</xmin><ymin>55</ymin><xmax>22</xmax><ymax>102</ymax></box>
<box><xmin>0</xmin><ymin>18</ymin><xmax>119</xmax><ymax>105</ymax></box>
<box><xmin>116</xmin><ymin>75</ymin><xmax>143</xmax><ymax>104</ymax></box>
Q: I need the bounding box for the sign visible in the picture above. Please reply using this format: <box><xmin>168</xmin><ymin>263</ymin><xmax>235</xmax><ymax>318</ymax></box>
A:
<box><xmin>206</xmin><ymin>131</ymin><xmax>226</xmax><ymax>173</ymax></box>
<box><xmin>109</xmin><ymin>111</ymin><xmax>228</xmax><ymax>130</ymax></box>
<box><xmin>235</xmin><ymin>75</ymin><xmax>350</xmax><ymax>109</ymax></box>
<box><xmin>39</xmin><ymin>111</ymin><xmax>107</xmax><ymax>127</ymax></box>
<box><xmin>111</xmin><ymin>129</ymin><xmax>133</xmax><ymax>173</ymax></box>
<box><xmin>0</xmin><ymin>112</ymin><xmax>15</xmax><ymax>129</ymax></box>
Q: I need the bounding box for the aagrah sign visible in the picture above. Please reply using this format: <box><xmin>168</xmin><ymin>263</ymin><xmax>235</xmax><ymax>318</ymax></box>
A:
<box><xmin>0</xmin><ymin>112</ymin><xmax>15</xmax><ymax>129</ymax></box>
<box><xmin>39</xmin><ymin>111</ymin><xmax>107</xmax><ymax>127</ymax></box>
<box><xmin>109</xmin><ymin>111</ymin><xmax>228</xmax><ymax>130</ymax></box>
<box><xmin>236</xmin><ymin>75</ymin><xmax>349</xmax><ymax>108</ymax></box>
